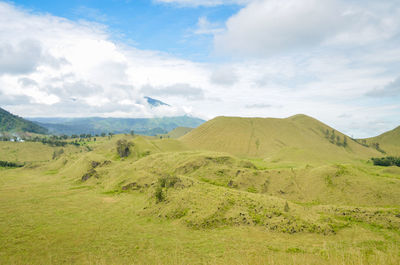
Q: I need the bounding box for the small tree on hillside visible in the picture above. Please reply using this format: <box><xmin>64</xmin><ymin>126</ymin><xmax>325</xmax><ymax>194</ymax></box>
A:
<box><xmin>116</xmin><ymin>139</ymin><xmax>134</xmax><ymax>158</ymax></box>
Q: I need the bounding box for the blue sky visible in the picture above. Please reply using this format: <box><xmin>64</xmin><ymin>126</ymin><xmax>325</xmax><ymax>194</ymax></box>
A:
<box><xmin>13</xmin><ymin>0</ymin><xmax>240</xmax><ymax>61</ymax></box>
<box><xmin>0</xmin><ymin>0</ymin><xmax>400</xmax><ymax>137</ymax></box>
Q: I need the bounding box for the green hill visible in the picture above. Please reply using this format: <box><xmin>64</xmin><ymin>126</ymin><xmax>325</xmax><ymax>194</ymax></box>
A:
<box><xmin>158</xmin><ymin>126</ymin><xmax>193</xmax><ymax>139</ymax></box>
<box><xmin>364</xmin><ymin>126</ymin><xmax>400</xmax><ymax>155</ymax></box>
<box><xmin>181</xmin><ymin>114</ymin><xmax>379</xmax><ymax>163</ymax></box>
<box><xmin>0</xmin><ymin>107</ymin><xmax>47</xmax><ymax>134</ymax></box>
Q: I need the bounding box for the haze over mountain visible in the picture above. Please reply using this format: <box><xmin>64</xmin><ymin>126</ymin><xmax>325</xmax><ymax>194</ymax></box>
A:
<box><xmin>26</xmin><ymin>97</ymin><xmax>204</xmax><ymax>136</ymax></box>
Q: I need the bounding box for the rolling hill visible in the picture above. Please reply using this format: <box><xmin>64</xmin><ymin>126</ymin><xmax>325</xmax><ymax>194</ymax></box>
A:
<box><xmin>364</xmin><ymin>125</ymin><xmax>400</xmax><ymax>155</ymax></box>
<box><xmin>158</xmin><ymin>126</ymin><xmax>193</xmax><ymax>138</ymax></box>
<box><xmin>181</xmin><ymin>114</ymin><xmax>380</xmax><ymax>163</ymax></box>
<box><xmin>0</xmin><ymin>107</ymin><xmax>47</xmax><ymax>134</ymax></box>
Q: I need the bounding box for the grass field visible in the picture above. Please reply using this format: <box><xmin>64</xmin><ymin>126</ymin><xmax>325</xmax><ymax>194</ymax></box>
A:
<box><xmin>1</xmin><ymin>116</ymin><xmax>400</xmax><ymax>264</ymax></box>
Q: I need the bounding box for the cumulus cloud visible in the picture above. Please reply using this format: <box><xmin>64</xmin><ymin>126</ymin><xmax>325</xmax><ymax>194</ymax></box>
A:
<box><xmin>0</xmin><ymin>40</ymin><xmax>66</xmax><ymax>75</ymax></box>
<box><xmin>214</xmin><ymin>0</ymin><xmax>400</xmax><ymax>57</ymax></box>
<box><xmin>0</xmin><ymin>2</ymin><xmax>208</xmax><ymax>117</ymax></box>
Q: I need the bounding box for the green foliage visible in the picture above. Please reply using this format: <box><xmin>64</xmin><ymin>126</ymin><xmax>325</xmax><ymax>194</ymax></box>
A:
<box><xmin>154</xmin><ymin>187</ymin><xmax>165</xmax><ymax>202</ymax></box>
<box><xmin>0</xmin><ymin>160</ymin><xmax>23</xmax><ymax>168</ymax></box>
<box><xmin>116</xmin><ymin>139</ymin><xmax>133</xmax><ymax>158</ymax></box>
<box><xmin>370</xmin><ymin>142</ymin><xmax>386</xmax><ymax>154</ymax></box>
<box><xmin>158</xmin><ymin>175</ymin><xmax>180</xmax><ymax>188</ymax></box>
<box><xmin>371</xmin><ymin>156</ymin><xmax>400</xmax><ymax>167</ymax></box>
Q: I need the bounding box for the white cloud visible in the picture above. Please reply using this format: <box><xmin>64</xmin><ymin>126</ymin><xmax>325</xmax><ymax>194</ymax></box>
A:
<box><xmin>366</xmin><ymin>76</ymin><xmax>400</xmax><ymax>97</ymax></box>
<box><xmin>0</xmin><ymin>2</ymin><xmax>209</xmax><ymax>118</ymax></box>
<box><xmin>194</xmin><ymin>17</ymin><xmax>223</xmax><ymax>35</ymax></box>
<box><xmin>214</xmin><ymin>0</ymin><xmax>400</xmax><ymax>57</ymax></box>
<box><xmin>210</xmin><ymin>65</ymin><xmax>238</xmax><ymax>86</ymax></box>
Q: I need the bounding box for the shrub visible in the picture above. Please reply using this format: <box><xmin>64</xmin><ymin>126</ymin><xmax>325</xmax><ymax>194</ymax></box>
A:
<box><xmin>155</xmin><ymin>187</ymin><xmax>165</xmax><ymax>202</ymax></box>
<box><xmin>158</xmin><ymin>175</ymin><xmax>180</xmax><ymax>188</ymax></box>
<box><xmin>116</xmin><ymin>139</ymin><xmax>134</xmax><ymax>158</ymax></box>
<box><xmin>371</xmin><ymin>156</ymin><xmax>400</xmax><ymax>167</ymax></box>
<box><xmin>0</xmin><ymin>160</ymin><xmax>23</xmax><ymax>168</ymax></box>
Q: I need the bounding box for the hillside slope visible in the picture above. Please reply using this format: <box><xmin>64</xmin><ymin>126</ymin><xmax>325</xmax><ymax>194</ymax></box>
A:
<box><xmin>0</xmin><ymin>107</ymin><xmax>47</xmax><ymax>134</ymax></box>
<box><xmin>158</xmin><ymin>127</ymin><xmax>193</xmax><ymax>139</ymax></box>
<box><xmin>364</xmin><ymin>125</ymin><xmax>400</xmax><ymax>155</ymax></box>
<box><xmin>181</xmin><ymin>114</ymin><xmax>379</xmax><ymax>163</ymax></box>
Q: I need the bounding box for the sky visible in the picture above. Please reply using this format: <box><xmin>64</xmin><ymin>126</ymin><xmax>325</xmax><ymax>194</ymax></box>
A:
<box><xmin>0</xmin><ymin>0</ymin><xmax>399</xmax><ymax>138</ymax></box>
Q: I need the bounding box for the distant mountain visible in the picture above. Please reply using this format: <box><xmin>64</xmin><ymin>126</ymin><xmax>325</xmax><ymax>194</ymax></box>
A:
<box><xmin>29</xmin><ymin>116</ymin><xmax>205</xmax><ymax>136</ymax></box>
<box><xmin>363</xmin><ymin>125</ymin><xmax>400</xmax><ymax>156</ymax></box>
<box><xmin>0</xmin><ymin>107</ymin><xmax>48</xmax><ymax>134</ymax></box>
<box><xmin>181</xmin><ymin>114</ymin><xmax>380</xmax><ymax>163</ymax></box>
<box><xmin>145</xmin><ymin>96</ymin><xmax>169</xmax><ymax>107</ymax></box>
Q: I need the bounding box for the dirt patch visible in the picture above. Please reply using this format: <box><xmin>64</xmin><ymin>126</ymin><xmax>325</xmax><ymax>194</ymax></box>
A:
<box><xmin>81</xmin><ymin>168</ymin><xmax>98</xmax><ymax>181</ymax></box>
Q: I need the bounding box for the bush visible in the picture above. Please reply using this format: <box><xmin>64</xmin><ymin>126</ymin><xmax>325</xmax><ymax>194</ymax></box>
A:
<box><xmin>116</xmin><ymin>139</ymin><xmax>133</xmax><ymax>158</ymax></box>
<box><xmin>0</xmin><ymin>160</ymin><xmax>23</xmax><ymax>168</ymax></box>
<box><xmin>371</xmin><ymin>156</ymin><xmax>400</xmax><ymax>167</ymax></box>
<box><xmin>155</xmin><ymin>187</ymin><xmax>165</xmax><ymax>202</ymax></box>
<box><xmin>158</xmin><ymin>175</ymin><xmax>180</xmax><ymax>188</ymax></box>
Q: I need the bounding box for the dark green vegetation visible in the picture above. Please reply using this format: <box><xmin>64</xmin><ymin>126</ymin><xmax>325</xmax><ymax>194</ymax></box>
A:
<box><xmin>29</xmin><ymin>115</ymin><xmax>205</xmax><ymax>136</ymax></box>
<box><xmin>0</xmin><ymin>107</ymin><xmax>47</xmax><ymax>134</ymax></box>
<box><xmin>1</xmin><ymin>114</ymin><xmax>400</xmax><ymax>264</ymax></box>
<box><xmin>0</xmin><ymin>160</ymin><xmax>23</xmax><ymax>168</ymax></box>
<box><xmin>372</xmin><ymin>157</ymin><xmax>400</xmax><ymax>167</ymax></box>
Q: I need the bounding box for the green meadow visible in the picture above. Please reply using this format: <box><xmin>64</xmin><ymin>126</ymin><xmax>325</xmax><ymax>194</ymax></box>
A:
<box><xmin>1</xmin><ymin>115</ymin><xmax>400</xmax><ymax>264</ymax></box>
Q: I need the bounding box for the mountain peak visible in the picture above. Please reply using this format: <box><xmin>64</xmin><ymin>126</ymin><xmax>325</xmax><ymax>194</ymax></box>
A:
<box><xmin>144</xmin><ymin>96</ymin><xmax>170</xmax><ymax>107</ymax></box>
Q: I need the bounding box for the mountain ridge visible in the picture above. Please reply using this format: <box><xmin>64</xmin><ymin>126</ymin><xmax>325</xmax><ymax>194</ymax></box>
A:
<box><xmin>0</xmin><ymin>107</ymin><xmax>48</xmax><ymax>134</ymax></box>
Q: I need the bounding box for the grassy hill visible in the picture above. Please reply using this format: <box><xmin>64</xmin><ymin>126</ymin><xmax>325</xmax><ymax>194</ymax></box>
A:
<box><xmin>0</xmin><ymin>107</ymin><xmax>47</xmax><ymax>134</ymax></box>
<box><xmin>181</xmin><ymin>114</ymin><xmax>380</xmax><ymax>164</ymax></box>
<box><xmin>364</xmin><ymin>126</ymin><xmax>400</xmax><ymax>155</ymax></box>
<box><xmin>158</xmin><ymin>126</ymin><xmax>193</xmax><ymax>139</ymax></box>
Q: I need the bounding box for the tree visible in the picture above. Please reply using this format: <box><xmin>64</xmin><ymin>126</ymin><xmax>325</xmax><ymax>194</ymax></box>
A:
<box><xmin>116</xmin><ymin>139</ymin><xmax>133</xmax><ymax>158</ymax></box>
<box><xmin>130</xmin><ymin>130</ymin><xmax>135</xmax><ymax>136</ymax></box>
<box><xmin>343</xmin><ymin>136</ymin><xmax>348</xmax><ymax>147</ymax></box>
